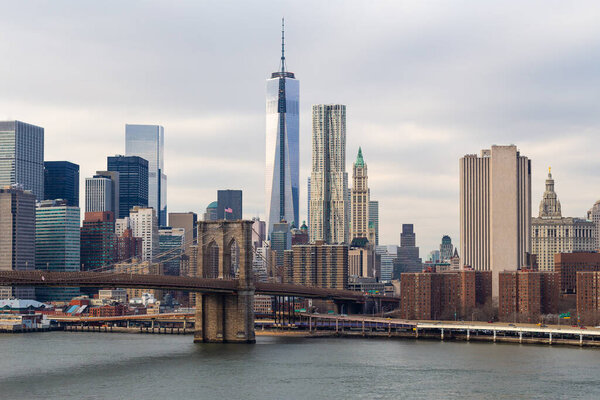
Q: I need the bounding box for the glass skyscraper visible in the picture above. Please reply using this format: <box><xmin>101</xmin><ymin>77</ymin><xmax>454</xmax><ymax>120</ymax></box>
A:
<box><xmin>0</xmin><ymin>121</ymin><xmax>44</xmax><ymax>200</ymax></box>
<box><xmin>44</xmin><ymin>161</ymin><xmax>79</xmax><ymax>207</ymax></box>
<box><xmin>125</xmin><ymin>124</ymin><xmax>167</xmax><ymax>226</ymax></box>
<box><xmin>35</xmin><ymin>200</ymin><xmax>81</xmax><ymax>302</ymax></box>
<box><xmin>107</xmin><ymin>155</ymin><xmax>149</xmax><ymax>219</ymax></box>
<box><xmin>265</xmin><ymin>21</ymin><xmax>299</xmax><ymax>237</ymax></box>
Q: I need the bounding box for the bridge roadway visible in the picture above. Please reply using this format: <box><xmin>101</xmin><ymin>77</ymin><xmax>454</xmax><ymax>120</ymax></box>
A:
<box><xmin>0</xmin><ymin>270</ymin><xmax>399</xmax><ymax>302</ymax></box>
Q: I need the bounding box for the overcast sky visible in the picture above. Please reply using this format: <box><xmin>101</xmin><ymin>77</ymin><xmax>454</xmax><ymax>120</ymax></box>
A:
<box><xmin>1</xmin><ymin>1</ymin><xmax>599</xmax><ymax>254</ymax></box>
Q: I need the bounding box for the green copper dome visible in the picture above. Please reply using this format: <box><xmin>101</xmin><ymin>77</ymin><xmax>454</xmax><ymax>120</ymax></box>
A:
<box><xmin>355</xmin><ymin>147</ymin><xmax>365</xmax><ymax>167</ymax></box>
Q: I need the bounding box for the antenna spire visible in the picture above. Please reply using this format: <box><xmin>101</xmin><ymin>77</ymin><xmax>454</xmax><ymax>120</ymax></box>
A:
<box><xmin>280</xmin><ymin>18</ymin><xmax>286</xmax><ymax>73</ymax></box>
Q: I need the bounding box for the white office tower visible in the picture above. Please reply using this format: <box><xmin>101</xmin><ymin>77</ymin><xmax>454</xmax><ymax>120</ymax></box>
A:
<box><xmin>129</xmin><ymin>207</ymin><xmax>158</xmax><ymax>262</ymax></box>
<box><xmin>460</xmin><ymin>145</ymin><xmax>531</xmax><ymax>297</ymax></box>
<box><xmin>265</xmin><ymin>20</ymin><xmax>300</xmax><ymax>237</ymax></box>
<box><xmin>85</xmin><ymin>176</ymin><xmax>113</xmax><ymax>213</ymax></box>
<box><xmin>309</xmin><ymin>104</ymin><xmax>349</xmax><ymax>244</ymax></box>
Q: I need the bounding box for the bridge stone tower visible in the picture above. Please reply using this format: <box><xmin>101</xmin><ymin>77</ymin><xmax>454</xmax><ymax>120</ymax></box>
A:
<box><xmin>194</xmin><ymin>220</ymin><xmax>255</xmax><ymax>343</ymax></box>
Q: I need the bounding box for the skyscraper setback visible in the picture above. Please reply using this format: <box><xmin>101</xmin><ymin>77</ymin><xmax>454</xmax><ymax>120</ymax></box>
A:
<box><xmin>265</xmin><ymin>20</ymin><xmax>299</xmax><ymax>236</ymax></box>
<box><xmin>309</xmin><ymin>104</ymin><xmax>349</xmax><ymax>244</ymax></box>
<box><xmin>125</xmin><ymin>124</ymin><xmax>167</xmax><ymax>226</ymax></box>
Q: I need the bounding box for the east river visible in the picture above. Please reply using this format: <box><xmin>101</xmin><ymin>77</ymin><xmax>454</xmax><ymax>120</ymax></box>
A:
<box><xmin>1</xmin><ymin>332</ymin><xmax>599</xmax><ymax>399</ymax></box>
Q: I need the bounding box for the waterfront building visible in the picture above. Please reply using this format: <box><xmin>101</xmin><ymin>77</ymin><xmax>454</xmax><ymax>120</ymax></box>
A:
<box><xmin>204</xmin><ymin>201</ymin><xmax>218</xmax><ymax>221</ymax></box>
<box><xmin>217</xmin><ymin>190</ymin><xmax>242</xmax><ymax>220</ymax></box>
<box><xmin>460</xmin><ymin>145</ymin><xmax>532</xmax><ymax>296</ymax></box>
<box><xmin>395</xmin><ymin>224</ymin><xmax>422</xmax><ymax>274</ymax></box>
<box><xmin>400</xmin><ymin>270</ymin><xmax>492</xmax><ymax>320</ymax></box>
<box><xmin>351</xmin><ymin>148</ymin><xmax>369</xmax><ymax>241</ymax></box>
<box><xmin>554</xmin><ymin>252</ymin><xmax>600</xmax><ymax>294</ymax></box>
<box><xmin>532</xmin><ymin>169</ymin><xmax>595</xmax><ymax>271</ymax></box>
<box><xmin>44</xmin><ymin>161</ymin><xmax>79</xmax><ymax>206</ymax></box>
<box><xmin>129</xmin><ymin>206</ymin><xmax>158</xmax><ymax>262</ymax></box>
<box><xmin>309</xmin><ymin>104</ymin><xmax>349</xmax><ymax>244</ymax></box>
<box><xmin>0</xmin><ymin>121</ymin><xmax>44</xmax><ymax>199</ymax></box>
<box><xmin>114</xmin><ymin>261</ymin><xmax>163</xmax><ymax>301</ymax></box>
<box><xmin>284</xmin><ymin>242</ymin><xmax>348</xmax><ymax>290</ymax></box>
<box><xmin>498</xmin><ymin>270</ymin><xmax>558</xmax><ymax>322</ymax></box>
<box><xmin>158</xmin><ymin>227</ymin><xmax>185</xmax><ymax>276</ymax></box>
<box><xmin>271</xmin><ymin>221</ymin><xmax>291</xmax><ymax>269</ymax></box>
<box><xmin>265</xmin><ymin>21</ymin><xmax>299</xmax><ymax>237</ymax></box>
<box><xmin>35</xmin><ymin>199</ymin><xmax>80</xmax><ymax>301</ymax></box>
<box><xmin>368</xmin><ymin>200</ymin><xmax>379</xmax><ymax>245</ymax></box>
<box><xmin>125</xmin><ymin>124</ymin><xmax>167</xmax><ymax>226</ymax></box>
<box><xmin>440</xmin><ymin>235</ymin><xmax>453</xmax><ymax>261</ymax></box>
<box><xmin>116</xmin><ymin>228</ymin><xmax>142</xmax><ymax>263</ymax></box>
<box><xmin>107</xmin><ymin>155</ymin><xmax>148</xmax><ymax>219</ymax></box>
<box><xmin>80</xmin><ymin>211</ymin><xmax>116</xmax><ymax>271</ymax></box>
<box><xmin>0</xmin><ymin>187</ymin><xmax>36</xmax><ymax>299</ymax></box>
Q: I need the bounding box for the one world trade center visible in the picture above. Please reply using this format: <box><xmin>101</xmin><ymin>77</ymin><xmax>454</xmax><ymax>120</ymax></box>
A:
<box><xmin>265</xmin><ymin>20</ymin><xmax>299</xmax><ymax>237</ymax></box>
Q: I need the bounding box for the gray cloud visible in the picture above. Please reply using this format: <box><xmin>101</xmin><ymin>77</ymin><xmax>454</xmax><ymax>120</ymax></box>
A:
<box><xmin>1</xmin><ymin>0</ymin><xmax>600</xmax><ymax>253</ymax></box>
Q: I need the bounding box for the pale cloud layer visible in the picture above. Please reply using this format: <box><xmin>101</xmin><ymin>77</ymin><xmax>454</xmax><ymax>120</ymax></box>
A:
<box><xmin>1</xmin><ymin>1</ymin><xmax>599</xmax><ymax>254</ymax></box>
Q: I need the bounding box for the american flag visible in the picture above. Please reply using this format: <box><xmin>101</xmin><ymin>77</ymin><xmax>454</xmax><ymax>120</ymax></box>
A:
<box><xmin>225</xmin><ymin>208</ymin><xmax>233</xmax><ymax>213</ymax></box>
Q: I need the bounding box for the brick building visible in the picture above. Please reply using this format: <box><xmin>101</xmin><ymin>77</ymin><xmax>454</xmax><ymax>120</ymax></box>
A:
<box><xmin>498</xmin><ymin>270</ymin><xmax>558</xmax><ymax>322</ymax></box>
<box><xmin>399</xmin><ymin>270</ymin><xmax>491</xmax><ymax>320</ymax></box>
<box><xmin>576</xmin><ymin>271</ymin><xmax>600</xmax><ymax>324</ymax></box>
<box><xmin>555</xmin><ymin>252</ymin><xmax>600</xmax><ymax>294</ymax></box>
<box><xmin>117</xmin><ymin>228</ymin><xmax>143</xmax><ymax>262</ymax></box>
<box><xmin>283</xmin><ymin>242</ymin><xmax>348</xmax><ymax>290</ymax></box>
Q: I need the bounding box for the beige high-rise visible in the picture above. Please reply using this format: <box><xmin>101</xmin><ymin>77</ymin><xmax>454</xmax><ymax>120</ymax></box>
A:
<box><xmin>460</xmin><ymin>145</ymin><xmax>532</xmax><ymax>297</ymax></box>
<box><xmin>351</xmin><ymin>147</ymin><xmax>369</xmax><ymax>241</ymax></box>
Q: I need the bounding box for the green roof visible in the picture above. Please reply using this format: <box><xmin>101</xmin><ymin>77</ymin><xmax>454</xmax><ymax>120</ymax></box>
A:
<box><xmin>207</xmin><ymin>201</ymin><xmax>218</xmax><ymax>209</ymax></box>
<box><xmin>355</xmin><ymin>147</ymin><xmax>365</xmax><ymax>167</ymax></box>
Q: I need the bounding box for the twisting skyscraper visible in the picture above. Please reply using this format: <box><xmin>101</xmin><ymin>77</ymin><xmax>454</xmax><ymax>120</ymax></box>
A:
<box><xmin>310</xmin><ymin>104</ymin><xmax>349</xmax><ymax>244</ymax></box>
<box><xmin>266</xmin><ymin>19</ymin><xmax>299</xmax><ymax>237</ymax></box>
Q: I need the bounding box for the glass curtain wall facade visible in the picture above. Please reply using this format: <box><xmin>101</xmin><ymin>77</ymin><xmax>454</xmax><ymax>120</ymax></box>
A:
<box><xmin>35</xmin><ymin>201</ymin><xmax>81</xmax><ymax>301</ymax></box>
<box><xmin>265</xmin><ymin>26</ymin><xmax>299</xmax><ymax>237</ymax></box>
<box><xmin>0</xmin><ymin>121</ymin><xmax>44</xmax><ymax>200</ymax></box>
<box><xmin>44</xmin><ymin>161</ymin><xmax>79</xmax><ymax>206</ymax></box>
<box><xmin>125</xmin><ymin>124</ymin><xmax>167</xmax><ymax>226</ymax></box>
<box><xmin>107</xmin><ymin>155</ymin><xmax>148</xmax><ymax>219</ymax></box>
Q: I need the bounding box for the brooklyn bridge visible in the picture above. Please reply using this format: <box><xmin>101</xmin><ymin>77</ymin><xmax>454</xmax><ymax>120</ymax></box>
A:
<box><xmin>0</xmin><ymin>220</ymin><xmax>398</xmax><ymax>343</ymax></box>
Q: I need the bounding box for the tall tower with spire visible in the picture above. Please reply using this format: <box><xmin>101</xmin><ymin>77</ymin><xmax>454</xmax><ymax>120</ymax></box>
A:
<box><xmin>351</xmin><ymin>147</ymin><xmax>369</xmax><ymax>241</ymax></box>
<box><xmin>532</xmin><ymin>167</ymin><xmax>596</xmax><ymax>271</ymax></box>
<box><xmin>265</xmin><ymin>19</ymin><xmax>300</xmax><ymax>238</ymax></box>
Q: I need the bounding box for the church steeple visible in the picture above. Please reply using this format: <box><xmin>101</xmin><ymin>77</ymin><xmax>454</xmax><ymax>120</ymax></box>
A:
<box><xmin>539</xmin><ymin>167</ymin><xmax>562</xmax><ymax>218</ymax></box>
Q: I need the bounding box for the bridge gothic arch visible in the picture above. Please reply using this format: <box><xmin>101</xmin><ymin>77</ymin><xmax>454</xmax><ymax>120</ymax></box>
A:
<box><xmin>195</xmin><ymin>220</ymin><xmax>255</xmax><ymax>343</ymax></box>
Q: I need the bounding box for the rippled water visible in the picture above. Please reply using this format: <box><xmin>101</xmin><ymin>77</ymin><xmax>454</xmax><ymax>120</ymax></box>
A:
<box><xmin>1</xmin><ymin>332</ymin><xmax>599</xmax><ymax>399</ymax></box>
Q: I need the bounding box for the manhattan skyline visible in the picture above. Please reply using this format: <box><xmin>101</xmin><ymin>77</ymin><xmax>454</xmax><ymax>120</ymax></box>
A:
<box><xmin>1</xmin><ymin>2</ymin><xmax>599</xmax><ymax>252</ymax></box>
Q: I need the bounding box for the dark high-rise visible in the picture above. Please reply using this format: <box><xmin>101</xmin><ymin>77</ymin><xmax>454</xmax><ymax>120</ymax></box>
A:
<box><xmin>44</xmin><ymin>161</ymin><xmax>79</xmax><ymax>206</ymax></box>
<box><xmin>217</xmin><ymin>190</ymin><xmax>242</xmax><ymax>220</ymax></box>
<box><xmin>107</xmin><ymin>155</ymin><xmax>148</xmax><ymax>219</ymax></box>
<box><xmin>80</xmin><ymin>211</ymin><xmax>116</xmax><ymax>271</ymax></box>
<box><xmin>395</xmin><ymin>224</ymin><xmax>422</xmax><ymax>276</ymax></box>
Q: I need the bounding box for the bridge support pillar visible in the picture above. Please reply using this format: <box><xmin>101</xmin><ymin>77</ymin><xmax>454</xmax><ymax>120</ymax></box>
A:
<box><xmin>549</xmin><ymin>332</ymin><xmax>552</xmax><ymax>345</ymax></box>
<box><xmin>194</xmin><ymin>290</ymin><xmax>255</xmax><ymax>343</ymax></box>
<box><xmin>493</xmin><ymin>330</ymin><xmax>496</xmax><ymax>342</ymax></box>
<box><xmin>519</xmin><ymin>331</ymin><xmax>522</xmax><ymax>343</ymax></box>
<box><xmin>441</xmin><ymin>328</ymin><xmax>444</xmax><ymax>341</ymax></box>
<box><xmin>580</xmin><ymin>334</ymin><xmax>583</xmax><ymax>346</ymax></box>
<box><xmin>466</xmin><ymin>329</ymin><xmax>470</xmax><ymax>341</ymax></box>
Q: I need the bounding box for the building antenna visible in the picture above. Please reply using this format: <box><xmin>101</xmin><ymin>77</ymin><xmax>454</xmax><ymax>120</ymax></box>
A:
<box><xmin>280</xmin><ymin>18</ymin><xmax>286</xmax><ymax>73</ymax></box>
